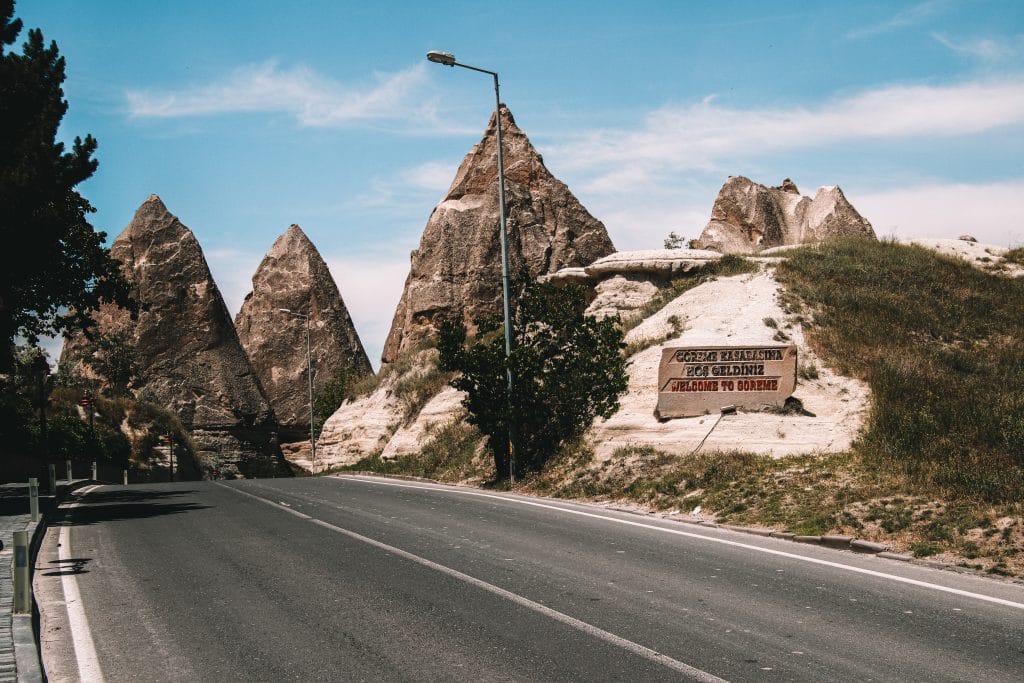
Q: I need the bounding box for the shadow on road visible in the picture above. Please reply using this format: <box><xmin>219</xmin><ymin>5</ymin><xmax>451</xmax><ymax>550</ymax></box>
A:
<box><xmin>40</xmin><ymin>557</ymin><xmax>92</xmax><ymax>576</ymax></box>
<box><xmin>54</xmin><ymin>488</ymin><xmax>210</xmax><ymax>526</ymax></box>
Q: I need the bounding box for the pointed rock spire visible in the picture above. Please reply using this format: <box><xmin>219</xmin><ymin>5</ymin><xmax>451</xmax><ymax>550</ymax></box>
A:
<box><xmin>64</xmin><ymin>195</ymin><xmax>290</xmax><ymax>478</ymax></box>
<box><xmin>694</xmin><ymin>176</ymin><xmax>875</xmax><ymax>253</ymax></box>
<box><xmin>235</xmin><ymin>224</ymin><xmax>372</xmax><ymax>439</ymax></box>
<box><xmin>381</xmin><ymin>104</ymin><xmax>615</xmax><ymax>363</ymax></box>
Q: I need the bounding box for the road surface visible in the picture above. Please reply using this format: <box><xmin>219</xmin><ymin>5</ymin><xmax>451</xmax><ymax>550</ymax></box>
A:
<box><xmin>35</xmin><ymin>476</ymin><xmax>1024</xmax><ymax>681</ymax></box>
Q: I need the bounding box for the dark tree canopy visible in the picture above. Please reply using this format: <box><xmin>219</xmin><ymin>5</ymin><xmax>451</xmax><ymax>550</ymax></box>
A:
<box><xmin>440</xmin><ymin>282</ymin><xmax>628</xmax><ymax>480</ymax></box>
<box><xmin>0</xmin><ymin>0</ymin><xmax>132</xmax><ymax>370</ymax></box>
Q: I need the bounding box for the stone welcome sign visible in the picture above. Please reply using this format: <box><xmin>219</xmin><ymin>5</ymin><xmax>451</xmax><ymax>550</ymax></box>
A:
<box><xmin>656</xmin><ymin>344</ymin><xmax>797</xmax><ymax>418</ymax></box>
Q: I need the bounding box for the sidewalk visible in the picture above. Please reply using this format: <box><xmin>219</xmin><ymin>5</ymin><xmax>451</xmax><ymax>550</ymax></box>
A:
<box><xmin>0</xmin><ymin>484</ymin><xmax>35</xmax><ymax>683</ymax></box>
<box><xmin>1</xmin><ymin>481</ymin><xmax>88</xmax><ymax>682</ymax></box>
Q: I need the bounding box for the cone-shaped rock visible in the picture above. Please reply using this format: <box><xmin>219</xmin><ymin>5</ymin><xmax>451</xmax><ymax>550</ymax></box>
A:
<box><xmin>382</xmin><ymin>105</ymin><xmax>615</xmax><ymax>363</ymax></box>
<box><xmin>236</xmin><ymin>225</ymin><xmax>372</xmax><ymax>440</ymax></box>
<box><xmin>62</xmin><ymin>196</ymin><xmax>290</xmax><ymax>478</ymax></box>
<box><xmin>693</xmin><ymin>176</ymin><xmax>875</xmax><ymax>253</ymax></box>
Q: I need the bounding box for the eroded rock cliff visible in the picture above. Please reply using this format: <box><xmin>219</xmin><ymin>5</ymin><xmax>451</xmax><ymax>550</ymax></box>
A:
<box><xmin>62</xmin><ymin>196</ymin><xmax>289</xmax><ymax>478</ymax></box>
<box><xmin>235</xmin><ymin>224</ymin><xmax>372</xmax><ymax>439</ymax></box>
<box><xmin>693</xmin><ymin>177</ymin><xmax>874</xmax><ymax>253</ymax></box>
<box><xmin>382</xmin><ymin>105</ymin><xmax>615</xmax><ymax>363</ymax></box>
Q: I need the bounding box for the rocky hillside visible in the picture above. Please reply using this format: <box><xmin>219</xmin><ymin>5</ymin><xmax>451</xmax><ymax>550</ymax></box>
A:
<box><xmin>382</xmin><ymin>105</ymin><xmax>615</xmax><ymax>364</ymax></box>
<box><xmin>235</xmin><ymin>224</ymin><xmax>372</xmax><ymax>440</ymax></box>
<box><xmin>694</xmin><ymin>176</ymin><xmax>874</xmax><ymax>253</ymax></box>
<box><xmin>61</xmin><ymin>196</ymin><xmax>290</xmax><ymax>479</ymax></box>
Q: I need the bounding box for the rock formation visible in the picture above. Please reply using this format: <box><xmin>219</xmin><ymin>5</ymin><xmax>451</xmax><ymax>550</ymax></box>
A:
<box><xmin>235</xmin><ymin>225</ymin><xmax>372</xmax><ymax>439</ymax></box>
<box><xmin>693</xmin><ymin>177</ymin><xmax>874</xmax><ymax>253</ymax></box>
<box><xmin>381</xmin><ymin>104</ymin><xmax>615</xmax><ymax>363</ymax></box>
<box><xmin>62</xmin><ymin>196</ymin><xmax>289</xmax><ymax>478</ymax></box>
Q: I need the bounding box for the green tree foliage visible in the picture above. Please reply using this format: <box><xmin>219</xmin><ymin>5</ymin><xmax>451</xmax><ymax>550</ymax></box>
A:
<box><xmin>663</xmin><ymin>231</ymin><xmax>686</xmax><ymax>249</ymax></box>
<box><xmin>440</xmin><ymin>282</ymin><xmax>628</xmax><ymax>480</ymax></box>
<box><xmin>313</xmin><ymin>369</ymin><xmax>353</xmax><ymax>427</ymax></box>
<box><xmin>0</xmin><ymin>1</ymin><xmax>132</xmax><ymax>370</ymax></box>
<box><xmin>82</xmin><ymin>329</ymin><xmax>138</xmax><ymax>397</ymax></box>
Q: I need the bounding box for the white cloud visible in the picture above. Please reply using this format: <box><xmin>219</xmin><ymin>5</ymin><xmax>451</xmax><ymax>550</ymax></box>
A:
<box><xmin>846</xmin><ymin>0</ymin><xmax>949</xmax><ymax>40</ymax></box>
<box><xmin>401</xmin><ymin>160</ymin><xmax>457</xmax><ymax>194</ymax></box>
<box><xmin>325</xmin><ymin>253</ymin><xmax>410</xmax><ymax>369</ymax></box>
<box><xmin>852</xmin><ymin>180</ymin><xmax>1024</xmax><ymax>247</ymax></box>
<box><xmin>203</xmin><ymin>247</ymin><xmax>261</xmax><ymax>319</ymax></box>
<box><xmin>933</xmin><ymin>32</ymin><xmax>1024</xmax><ymax>63</ymax></box>
<box><xmin>550</xmin><ymin>79</ymin><xmax>1024</xmax><ymax>186</ymax></box>
<box><xmin>126</xmin><ymin>61</ymin><xmax>459</xmax><ymax>132</ymax></box>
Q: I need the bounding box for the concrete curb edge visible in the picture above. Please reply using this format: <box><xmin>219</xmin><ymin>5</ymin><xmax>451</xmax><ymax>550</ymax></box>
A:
<box><xmin>12</xmin><ymin>480</ymin><xmax>92</xmax><ymax>683</ymax></box>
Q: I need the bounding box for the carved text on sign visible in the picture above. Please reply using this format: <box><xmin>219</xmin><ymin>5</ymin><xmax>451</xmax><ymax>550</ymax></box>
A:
<box><xmin>656</xmin><ymin>344</ymin><xmax>797</xmax><ymax>418</ymax></box>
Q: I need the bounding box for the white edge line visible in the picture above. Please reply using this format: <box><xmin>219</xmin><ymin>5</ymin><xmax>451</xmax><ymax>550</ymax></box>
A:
<box><xmin>337</xmin><ymin>475</ymin><xmax>1024</xmax><ymax>611</ymax></box>
<box><xmin>217</xmin><ymin>482</ymin><xmax>726</xmax><ymax>683</ymax></box>
<box><xmin>61</xmin><ymin>486</ymin><xmax>106</xmax><ymax>683</ymax></box>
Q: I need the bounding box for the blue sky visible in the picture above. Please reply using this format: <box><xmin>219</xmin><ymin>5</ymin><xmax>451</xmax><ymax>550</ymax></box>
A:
<box><xmin>16</xmin><ymin>0</ymin><xmax>1024</xmax><ymax>366</ymax></box>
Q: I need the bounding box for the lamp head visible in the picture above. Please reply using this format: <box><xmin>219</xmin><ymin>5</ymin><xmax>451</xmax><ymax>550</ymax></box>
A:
<box><xmin>426</xmin><ymin>50</ymin><xmax>456</xmax><ymax>66</ymax></box>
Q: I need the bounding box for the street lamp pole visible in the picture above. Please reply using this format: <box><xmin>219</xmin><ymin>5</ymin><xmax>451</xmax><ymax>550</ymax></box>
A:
<box><xmin>279</xmin><ymin>308</ymin><xmax>317</xmax><ymax>469</ymax></box>
<box><xmin>426</xmin><ymin>51</ymin><xmax>515</xmax><ymax>484</ymax></box>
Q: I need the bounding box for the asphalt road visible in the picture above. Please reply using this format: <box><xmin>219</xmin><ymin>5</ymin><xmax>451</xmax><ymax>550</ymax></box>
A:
<box><xmin>35</xmin><ymin>476</ymin><xmax>1024</xmax><ymax>682</ymax></box>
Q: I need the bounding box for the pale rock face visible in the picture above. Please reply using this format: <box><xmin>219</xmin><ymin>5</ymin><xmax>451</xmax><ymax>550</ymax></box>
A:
<box><xmin>235</xmin><ymin>225</ymin><xmax>372</xmax><ymax>439</ymax></box>
<box><xmin>694</xmin><ymin>177</ymin><xmax>875</xmax><ymax>253</ymax></box>
<box><xmin>588</xmin><ymin>269</ymin><xmax>869</xmax><ymax>459</ymax></box>
<box><xmin>381</xmin><ymin>104</ymin><xmax>615</xmax><ymax>364</ymax></box>
<box><xmin>62</xmin><ymin>195</ymin><xmax>289</xmax><ymax>478</ymax></box>
<box><xmin>380</xmin><ymin>387</ymin><xmax>466</xmax><ymax>461</ymax></box>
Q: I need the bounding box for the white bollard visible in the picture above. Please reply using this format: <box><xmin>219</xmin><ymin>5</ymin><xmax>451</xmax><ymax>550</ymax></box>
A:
<box><xmin>48</xmin><ymin>464</ymin><xmax>56</xmax><ymax>494</ymax></box>
<box><xmin>123</xmin><ymin>469</ymin><xmax>128</xmax><ymax>486</ymax></box>
<box><xmin>66</xmin><ymin>459</ymin><xmax>72</xmax><ymax>481</ymax></box>
<box><xmin>91</xmin><ymin>460</ymin><xmax>97</xmax><ymax>481</ymax></box>
<box><xmin>13</xmin><ymin>531</ymin><xmax>31</xmax><ymax>614</ymax></box>
<box><xmin>28</xmin><ymin>478</ymin><xmax>39</xmax><ymax>523</ymax></box>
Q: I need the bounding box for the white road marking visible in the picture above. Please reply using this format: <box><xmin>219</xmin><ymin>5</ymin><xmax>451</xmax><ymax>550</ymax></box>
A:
<box><xmin>219</xmin><ymin>483</ymin><xmax>726</xmax><ymax>682</ymax></box>
<box><xmin>339</xmin><ymin>475</ymin><xmax>1024</xmax><ymax>611</ymax></box>
<box><xmin>61</xmin><ymin>486</ymin><xmax>105</xmax><ymax>683</ymax></box>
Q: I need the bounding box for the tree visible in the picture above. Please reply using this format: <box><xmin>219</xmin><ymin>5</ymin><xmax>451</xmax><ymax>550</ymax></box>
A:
<box><xmin>313</xmin><ymin>368</ymin><xmax>353</xmax><ymax>427</ymax></box>
<box><xmin>0</xmin><ymin>0</ymin><xmax>132</xmax><ymax>370</ymax></box>
<box><xmin>82</xmin><ymin>329</ymin><xmax>138</xmax><ymax>397</ymax></box>
<box><xmin>440</xmin><ymin>282</ymin><xmax>628</xmax><ymax>480</ymax></box>
<box><xmin>664</xmin><ymin>231</ymin><xmax>686</xmax><ymax>249</ymax></box>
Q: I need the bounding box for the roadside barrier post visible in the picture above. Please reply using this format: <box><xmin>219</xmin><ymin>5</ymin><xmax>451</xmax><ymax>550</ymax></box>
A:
<box><xmin>123</xmin><ymin>469</ymin><xmax>128</xmax><ymax>486</ymax></box>
<box><xmin>13</xmin><ymin>531</ymin><xmax>30</xmax><ymax>614</ymax></box>
<box><xmin>28</xmin><ymin>478</ymin><xmax>39</xmax><ymax>522</ymax></box>
<box><xmin>48</xmin><ymin>464</ymin><xmax>56</xmax><ymax>494</ymax></box>
<box><xmin>66</xmin><ymin>459</ymin><xmax>72</xmax><ymax>481</ymax></box>
<box><xmin>91</xmin><ymin>460</ymin><xmax>97</xmax><ymax>481</ymax></box>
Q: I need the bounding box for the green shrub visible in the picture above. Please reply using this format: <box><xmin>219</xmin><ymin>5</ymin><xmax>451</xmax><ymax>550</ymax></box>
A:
<box><xmin>440</xmin><ymin>282</ymin><xmax>628</xmax><ymax>480</ymax></box>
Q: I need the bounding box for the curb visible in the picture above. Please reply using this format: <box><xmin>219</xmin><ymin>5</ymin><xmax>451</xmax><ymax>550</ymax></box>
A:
<box><xmin>11</xmin><ymin>480</ymin><xmax>92</xmax><ymax>683</ymax></box>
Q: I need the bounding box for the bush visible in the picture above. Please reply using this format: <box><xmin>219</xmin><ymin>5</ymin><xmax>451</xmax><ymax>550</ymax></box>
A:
<box><xmin>440</xmin><ymin>282</ymin><xmax>628</xmax><ymax>479</ymax></box>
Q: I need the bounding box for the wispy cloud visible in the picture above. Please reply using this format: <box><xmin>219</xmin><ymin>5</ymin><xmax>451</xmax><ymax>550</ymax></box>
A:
<box><xmin>325</xmin><ymin>253</ymin><xmax>410</xmax><ymax>368</ymax></box>
<box><xmin>933</xmin><ymin>32</ymin><xmax>1024</xmax><ymax>64</ymax></box>
<box><xmin>126</xmin><ymin>61</ymin><xmax>461</xmax><ymax>132</ymax></box>
<box><xmin>549</xmin><ymin>79</ymin><xmax>1024</xmax><ymax>192</ymax></box>
<box><xmin>353</xmin><ymin>159</ymin><xmax>458</xmax><ymax>211</ymax></box>
<box><xmin>846</xmin><ymin>0</ymin><xmax>949</xmax><ymax>40</ymax></box>
<box><xmin>852</xmin><ymin>180</ymin><xmax>1024</xmax><ymax>246</ymax></box>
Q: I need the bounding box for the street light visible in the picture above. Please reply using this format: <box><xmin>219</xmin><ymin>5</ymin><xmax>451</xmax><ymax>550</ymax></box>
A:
<box><xmin>279</xmin><ymin>308</ymin><xmax>317</xmax><ymax>469</ymax></box>
<box><xmin>426</xmin><ymin>50</ymin><xmax>516</xmax><ymax>484</ymax></box>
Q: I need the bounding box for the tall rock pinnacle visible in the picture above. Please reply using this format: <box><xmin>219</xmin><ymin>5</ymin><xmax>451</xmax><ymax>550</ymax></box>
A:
<box><xmin>236</xmin><ymin>224</ymin><xmax>372</xmax><ymax>439</ymax></box>
<box><xmin>64</xmin><ymin>195</ymin><xmax>290</xmax><ymax>478</ymax></box>
<box><xmin>693</xmin><ymin>176</ymin><xmax>875</xmax><ymax>253</ymax></box>
<box><xmin>381</xmin><ymin>104</ymin><xmax>615</xmax><ymax>363</ymax></box>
